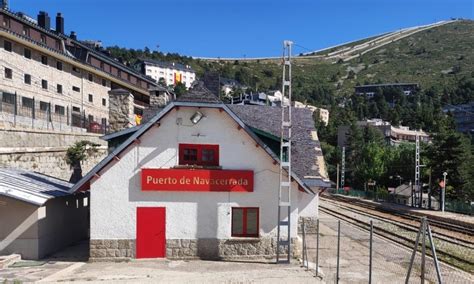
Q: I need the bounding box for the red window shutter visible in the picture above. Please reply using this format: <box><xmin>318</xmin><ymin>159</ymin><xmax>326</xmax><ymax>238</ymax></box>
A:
<box><xmin>231</xmin><ymin>207</ymin><xmax>259</xmax><ymax>238</ymax></box>
<box><xmin>178</xmin><ymin>144</ymin><xmax>219</xmax><ymax>166</ymax></box>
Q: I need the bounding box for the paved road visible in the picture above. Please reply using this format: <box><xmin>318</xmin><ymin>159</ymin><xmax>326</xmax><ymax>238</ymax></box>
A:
<box><xmin>0</xmin><ymin>258</ymin><xmax>321</xmax><ymax>283</ymax></box>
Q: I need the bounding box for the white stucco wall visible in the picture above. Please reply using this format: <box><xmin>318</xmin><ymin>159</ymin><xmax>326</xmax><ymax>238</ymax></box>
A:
<box><xmin>90</xmin><ymin>107</ymin><xmax>318</xmax><ymax>241</ymax></box>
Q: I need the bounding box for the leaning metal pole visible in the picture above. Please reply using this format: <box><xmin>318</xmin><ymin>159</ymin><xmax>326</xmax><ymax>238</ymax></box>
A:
<box><xmin>369</xmin><ymin>220</ymin><xmax>373</xmax><ymax>284</ymax></box>
<box><xmin>421</xmin><ymin>217</ymin><xmax>426</xmax><ymax>284</ymax></box>
<box><xmin>427</xmin><ymin>221</ymin><xmax>443</xmax><ymax>284</ymax></box>
<box><xmin>405</xmin><ymin>219</ymin><xmax>424</xmax><ymax>284</ymax></box>
<box><xmin>336</xmin><ymin>220</ymin><xmax>341</xmax><ymax>284</ymax></box>
<box><xmin>315</xmin><ymin>219</ymin><xmax>320</xmax><ymax>278</ymax></box>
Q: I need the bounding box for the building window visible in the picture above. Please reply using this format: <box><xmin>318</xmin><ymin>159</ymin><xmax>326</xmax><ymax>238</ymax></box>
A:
<box><xmin>41</xmin><ymin>55</ymin><xmax>48</xmax><ymax>65</ymax></box>
<box><xmin>55</xmin><ymin>40</ymin><xmax>61</xmax><ymax>50</ymax></box>
<box><xmin>1</xmin><ymin>92</ymin><xmax>15</xmax><ymax>104</ymax></box>
<box><xmin>4</xmin><ymin>67</ymin><xmax>12</xmax><ymax>79</ymax></box>
<box><xmin>22</xmin><ymin>97</ymin><xmax>34</xmax><ymax>109</ymax></box>
<box><xmin>41</xmin><ymin>79</ymin><xmax>48</xmax><ymax>90</ymax></box>
<box><xmin>22</xmin><ymin>26</ymin><xmax>30</xmax><ymax>37</ymax></box>
<box><xmin>72</xmin><ymin>106</ymin><xmax>80</xmax><ymax>112</ymax></box>
<box><xmin>72</xmin><ymin>66</ymin><xmax>80</xmax><ymax>73</ymax></box>
<box><xmin>72</xmin><ymin>86</ymin><xmax>80</xmax><ymax>92</ymax></box>
<box><xmin>3</xmin><ymin>40</ymin><xmax>12</xmax><ymax>52</ymax></box>
<box><xmin>54</xmin><ymin>105</ymin><xmax>65</xmax><ymax>115</ymax></box>
<box><xmin>39</xmin><ymin>101</ymin><xmax>49</xmax><ymax>111</ymax></box>
<box><xmin>24</xmin><ymin>48</ymin><xmax>31</xmax><ymax>59</ymax></box>
<box><xmin>102</xmin><ymin>79</ymin><xmax>107</xmax><ymax>87</ymax></box>
<box><xmin>88</xmin><ymin>94</ymin><xmax>93</xmax><ymax>103</ymax></box>
<box><xmin>56</xmin><ymin>61</ymin><xmax>63</xmax><ymax>70</ymax></box>
<box><xmin>178</xmin><ymin>144</ymin><xmax>219</xmax><ymax>166</ymax></box>
<box><xmin>2</xmin><ymin>17</ymin><xmax>10</xmax><ymax>28</ymax></box>
<box><xmin>118</xmin><ymin>70</ymin><xmax>122</xmax><ymax>77</ymax></box>
<box><xmin>102</xmin><ymin>98</ymin><xmax>106</xmax><ymax>106</ymax></box>
<box><xmin>24</xmin><ymin>74</ymin><xmax>31</xmax><ymax>85</ymax></box>
<box><xmin>231</xmin><ymin>207</ymin><xmax>259</xmax><ymax>237</ymax></box>
<box><xmin>40</xmin><ymin>34</ymin><xmax>47</xmax><ymax>44</ymax></box>
<box><xmin>88</xmin><ymin>73</ymin><xmax>93</xmax><ymax>81</ymax></box>
<box><xmin>57</xmin><ymin>84</ymin><xmax>63</xmax><ymax>94</ymax></box>
<box><xmin>100</xmin><ymin>62</ymin><xmax>104</xmax><ymax>70</ymax></box>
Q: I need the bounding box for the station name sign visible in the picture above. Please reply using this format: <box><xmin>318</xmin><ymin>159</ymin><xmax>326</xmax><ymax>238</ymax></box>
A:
<box><xmin>141</xmin><ymin>168</ymin><xmax>254</xmax><ymax>192</ymax></box>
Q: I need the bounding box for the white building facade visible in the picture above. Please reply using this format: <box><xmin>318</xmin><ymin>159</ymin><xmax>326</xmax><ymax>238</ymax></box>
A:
<box><xmin>1</xmin><ymin>35</ymin><xmax>110</xmax><ymax>126</ymax></box>
<box><xmin>139</xmin><ymin>59</ymin><xmax>196</xmax><ymax>89</ymax></box>
<box><xmin>73</xmin><ymin>101</ymin><xmax>325</xmax><ymax>260</ymax></box>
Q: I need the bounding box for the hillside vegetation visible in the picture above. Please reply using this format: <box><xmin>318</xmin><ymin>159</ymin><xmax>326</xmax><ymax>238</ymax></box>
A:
<box><xmin>106</xmin><ymin>20</ymin><xmax>474</xmax><ymax>201</ymax></box>
<box><xmin>107</xmin><ymin>20</ymin><xmax>473</xmax><ymax>106</ymax></box>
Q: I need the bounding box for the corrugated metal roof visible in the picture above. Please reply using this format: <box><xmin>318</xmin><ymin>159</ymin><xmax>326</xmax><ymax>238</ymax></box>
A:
<box><xmin>0</xmin><ymin>168</ymin><xmax>72</xmax><ymax>206</ymax></box>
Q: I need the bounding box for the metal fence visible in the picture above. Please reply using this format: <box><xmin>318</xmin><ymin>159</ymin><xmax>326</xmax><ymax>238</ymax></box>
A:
<box><xmin>0</xmin><ymin>91</ymin><xmax>108</xmax><ymax>134</ymax></box>
<box><xmin>330</xmin><ymin>188</ymin><xmax>473</xmax><ymax>216</ymax></box>
<box><xmin>300</xmin><ymin>216</ymin><xmax>473</xmax><ymax>284</ymax></box>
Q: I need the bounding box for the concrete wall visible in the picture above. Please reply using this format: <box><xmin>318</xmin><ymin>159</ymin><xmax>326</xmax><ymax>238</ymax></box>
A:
<box><xmin>0</xmin><ymin>196</ymin><xmax>40</xmax><ymax>259</ymax></box>
<box><xmin>0</xmin><ymin>194</ymin><xmax>89</xmax><ymax>259</ymax></box>
<box><xmin>37</xmin><ymin>194</ymin><xmax>90</xmax><ymax>259</ymax></box>
<box><xmin>90</xmin><ymin>107</ymin><xmax>318</xmax><ymax>258</ymax></box>
<box><xmin>0</xmin><ymin>128</ymin><xmax>107</xmax><ymax>180</ymax></box>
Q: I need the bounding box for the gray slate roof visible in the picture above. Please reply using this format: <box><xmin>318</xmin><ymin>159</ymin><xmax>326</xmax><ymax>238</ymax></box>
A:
<box><xmin>392</xmin><ymin>184</ymin><xmax>412</xmax><ymax>197</ymax></box>
<box><xmin>176</xmin><ymin>81</ymin><xmax>221</xmax><ymax>104</ymax></box>
<box><xmin>0</xmin><ymin>168</ymin><xmax>73</xmax><ymax>206</ymax></box>
<box><xmin>228</xmin><ymin>105</ymin><xmax>325</xmax><ymax>180</ymax></box>
<box><xmin>77</xmin><ymin>102</ymin><xmax>318</xmax><ymax>194</ymax></box>
<box><xmin>102</xmin><ymin>103</ymin><xmax>328</xmax><ymax>184</ymax></box>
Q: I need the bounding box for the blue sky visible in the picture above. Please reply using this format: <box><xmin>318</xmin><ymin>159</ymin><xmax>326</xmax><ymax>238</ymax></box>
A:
<box><xmin>10</xmin><ymin>0</ymin><xmax>473</xmax><ymax>58</ymax></box>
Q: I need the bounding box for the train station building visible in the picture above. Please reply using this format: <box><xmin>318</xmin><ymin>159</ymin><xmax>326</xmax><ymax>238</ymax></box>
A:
<box><xmin>71</xmin><ymin>83</ymin><xmax>330</xmax><ymax>260</ymax></box>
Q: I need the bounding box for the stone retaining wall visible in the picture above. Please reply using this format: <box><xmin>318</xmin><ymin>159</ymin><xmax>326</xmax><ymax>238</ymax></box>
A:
<box><xmin>89</xmin><ymin>239</ymin><xmax>135</xmax><ymax>261</ymax></box>
<box><xmin>90</xmin><ymin>238</ymin><xmax>301</xmax><ymax>261</ymax></box>
<box><xmin>0</xmin><ymin>128</ymin><xmax>107</xmax><ymax>180</ymax></box>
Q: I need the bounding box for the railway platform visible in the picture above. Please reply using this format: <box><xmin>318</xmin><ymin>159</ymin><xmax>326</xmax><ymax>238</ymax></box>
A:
<box><xmin>327</xmin><ymin>194</ymin><xmax>474</xmax><ymax>229</ymax></box>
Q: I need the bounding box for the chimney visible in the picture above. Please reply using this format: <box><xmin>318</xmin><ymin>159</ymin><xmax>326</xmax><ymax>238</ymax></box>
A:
<box><xmin>1</xmin><ymin>0</ymin><xmax>9</xmax><ymax>10</ymax></box>
<box><xmin>70</xmin><ymin>31</ymin><xmax>77</xmax><ymax>40</ymax></box>
<box><xmin>149</xmin><ymin>86</ymin><xmax>172</xmax><ymax>108</ymax></box>
<box><xmin>56</xmin><ymin>12</ymin><xmax>64</xmax><ymax>34</ymax></box>
<box><xmin>38</xmin><ymin>11</ymin><xmax>51</xmax><ymax>30</ymax></box>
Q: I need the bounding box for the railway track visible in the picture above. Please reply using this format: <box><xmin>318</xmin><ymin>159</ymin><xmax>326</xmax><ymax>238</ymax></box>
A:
<box><xmin>324</xmin><ymin>194</ymin><xmax>474</xmax><ymax>239</ymax></box>
<box><xmin>319</xmin><ymin>196</ymin><xmax>474</xmax><ymax>272</ymax></box>
<box><xmin>321</xmin><ymin>196</ymin><xmax>474</xmax><ymax>246</ymax></box>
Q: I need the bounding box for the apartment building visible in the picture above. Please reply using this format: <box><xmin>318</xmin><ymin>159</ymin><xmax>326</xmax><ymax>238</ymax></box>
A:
<box><xmin>0</xmin><ymin>6</ymin><xmax>157</xmax><ymax>130</ymax></box>
<box><xmin>337</xmin><ymin>119</ymin><xmax>430</xmax><ymax>147</ymax></box>
<box><xmin>136</xmin><ymin>59</ymin><xmax>195</xmax><ymax>88</ymax></box>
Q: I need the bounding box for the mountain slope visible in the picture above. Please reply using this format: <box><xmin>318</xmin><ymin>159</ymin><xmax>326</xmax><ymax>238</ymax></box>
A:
<box><xmin>189</xmin><ymin>20</ymin><xmax>473</xmax><ymax>105</ymax></box>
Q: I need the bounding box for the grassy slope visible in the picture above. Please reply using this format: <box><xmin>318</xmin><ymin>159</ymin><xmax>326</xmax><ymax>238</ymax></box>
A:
<box><xmin>191</xmin><ymin>20</ymin><xmax>473</xmax><ymax>105</ymax></box>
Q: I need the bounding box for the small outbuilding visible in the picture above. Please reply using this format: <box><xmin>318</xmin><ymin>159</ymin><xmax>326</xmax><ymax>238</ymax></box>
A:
<box><xmin>391</xmin><ymin>183</ymin><xmax>440</xmax><ymax>209</ymax></box>
<box><xmin>0</xmin><ymin>168</ymin><xmax>89</xmax><ymax>259</ymax></box>
<box><xmin>71</xmin><ymin>83</ymin><xmax>330</xmax><ymax>260</ymax></box>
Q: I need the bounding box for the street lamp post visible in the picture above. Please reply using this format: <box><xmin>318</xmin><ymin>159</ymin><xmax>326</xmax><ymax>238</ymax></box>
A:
<box><xmin>442</xmin><ymin>172</ymin><xmax>447</xmax><ymax>212</ymax></box>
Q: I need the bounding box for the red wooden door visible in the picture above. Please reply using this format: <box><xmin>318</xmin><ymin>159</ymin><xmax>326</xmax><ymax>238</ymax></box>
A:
<box><xmin>136</xmin><ymin>207</ymin><xmax>166</xmax><ymax>258</ymax></box>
